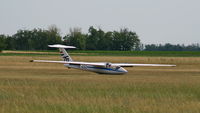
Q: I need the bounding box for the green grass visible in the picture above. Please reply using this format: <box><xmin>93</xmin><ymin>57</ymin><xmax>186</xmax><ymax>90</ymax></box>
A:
<box><xmin>0</xmin><ymin>53</ymin><xmax>57</xmax><ymax>56</ymax></box>
<box><xmin>1</xmin><ymin>78</ymin><xmax>200</xmax><ymax>113</ymax></box>
<box><xmin>71</xmin><ymin>50</ymin><xmax>200</xmax><ymax>57</ymax></box>
<box><xmin>1</xmin><ymin>50</ymin><xmax>200</xmax><ymax>57</ymax></box>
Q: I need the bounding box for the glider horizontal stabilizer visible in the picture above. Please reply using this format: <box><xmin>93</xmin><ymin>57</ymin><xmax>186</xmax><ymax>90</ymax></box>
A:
<box><xmin>48</xmin><ymin>44</ymin><xmax>76</xmax><ymax>49</ymax></box>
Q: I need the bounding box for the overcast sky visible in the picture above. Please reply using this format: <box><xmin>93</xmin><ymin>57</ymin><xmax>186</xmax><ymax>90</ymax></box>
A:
<box><xmin>0</xmin><ymin>0</ymin><xmax>199</xmax><ymax>44</ymax></box>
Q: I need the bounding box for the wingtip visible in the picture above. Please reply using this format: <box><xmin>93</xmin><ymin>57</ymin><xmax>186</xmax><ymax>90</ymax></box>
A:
<box><xmin>30</xmin><ymin>60</ymin><xmax>34</xmax><ymax>62</ymax></box>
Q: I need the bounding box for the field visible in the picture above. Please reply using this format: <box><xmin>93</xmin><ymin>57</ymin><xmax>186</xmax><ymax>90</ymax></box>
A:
<box><xmin>1</xmin><ymin>50</ymin><xmax>200</xmax><ymax>57</ymax></box>
<box><xmin>0</xmin><ymin>52</ymin><xmax>200</xmax><ymax>113</ymax></box>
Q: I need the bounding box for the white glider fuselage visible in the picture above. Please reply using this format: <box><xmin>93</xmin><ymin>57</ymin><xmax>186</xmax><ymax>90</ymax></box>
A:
<box><xmin>64</xmin><ymin>63</ymin><xmax>128</xmax><ymax>74</ymax></box>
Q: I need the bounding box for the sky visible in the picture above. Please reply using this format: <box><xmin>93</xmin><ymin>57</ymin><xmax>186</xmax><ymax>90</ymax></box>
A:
<box><xmin>0</xmin><ymin>0</ymin><xmax>199</xmax><ymax>44</ymax></box>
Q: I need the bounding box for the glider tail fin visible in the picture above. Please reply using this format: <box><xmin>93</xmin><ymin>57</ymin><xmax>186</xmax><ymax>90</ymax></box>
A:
<box><xmin>59</xmin><ymin>48</ymin><xmax>73</xmax><ymax>62</ymax></box>
<box><xmin>48</xmin><ymin>44</ymin><xmax>76</xmax><ymax>62</ymax></box>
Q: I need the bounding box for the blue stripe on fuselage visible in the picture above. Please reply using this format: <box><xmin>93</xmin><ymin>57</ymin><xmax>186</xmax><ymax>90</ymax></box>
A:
<box><xmin>87</xmin><ymin>66</ymin><xmax>124</xmax><ymax>73</ymax></box>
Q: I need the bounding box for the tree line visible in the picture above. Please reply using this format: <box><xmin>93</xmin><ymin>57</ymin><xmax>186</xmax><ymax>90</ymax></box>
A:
<box><xmin>0</xmin><ymin>26</ymin><xmax>140</xmax><ymax>52</ymax></box>
<box><xmin>0</xmin><ymin>25</ymin><xmax>200</xmax><ymax>52</ymax></box>
<box><xmin>0</xmin><ymin>25</ymin><xmax>62</xmax><ymax>51</ymax></box>
<box><xmin>144</xmin><ymin>43</ymin><xmax>200</xmax><ymax>51</ymax></box>
<box><xmin>64</xmin><ymin>27</ymin><xmax>140</xmax><ymax>50</ymax></box>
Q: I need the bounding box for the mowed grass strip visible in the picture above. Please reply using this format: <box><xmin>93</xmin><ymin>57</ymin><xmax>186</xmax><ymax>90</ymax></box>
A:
<box><xmin>0</xmin><ymin>56</ymin><xmax>200</xmax><ymax>113</ymax></box>
<box><xmin>1</xmin><ymin>50</ymin><xmax>200</xmax><ymax>57</ymax></box>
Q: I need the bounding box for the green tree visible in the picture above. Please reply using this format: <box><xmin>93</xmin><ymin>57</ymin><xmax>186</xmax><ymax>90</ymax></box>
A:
<box><xmin>112</xmin><ymin>28</ymin><xmax>140</xmax><ymax>51</ymax></box>
<box><xmin>30</xmin><ymin>29</ymin><xmax>48</xmax><ymax>50</ymax></box>
<box><xmin>64</xmin><ymin>28</ymin><xmax>86</xmax><ymax>50</ymax></box>
<box><xmin>0</xmin><ymin>35</ymin><xmax>6</xmax><ymax>52</ymax></box>
<box><xmin>5</xmin><ymin>36</ymin><xmax>16</xmax><ymax>50</ymax></box>
<box><xmin>112</xmin><ymin>31</ymin><xmax>122</xmax><ymax>50</ymax></box>
<box><xmin>13</xmin><ymin>30</ymin><xmax>31</xmax><ymax>50</ymax></box>
<box><xmin>11</xmin><ymin>26</ymin><xmax>62</xmax><ymax>50</ymax></box>
<box><xmin>86</xmin><ymin>27</ymin><xmax>114</xmax><ymax>50</ymax></box>
<box><xmin>47</xmin><ymin>25</ymin><xmax>62</xmax><ymax>46</ymax></box>
<box><xmin>86</xmin><ymin>27</ymin><xmax>99</xmax><ymax>50</ymax></box>
<box><xmin>101</xmin><ymin>31</ymin><xmax>113</xmax><ymax>50</ymax></box>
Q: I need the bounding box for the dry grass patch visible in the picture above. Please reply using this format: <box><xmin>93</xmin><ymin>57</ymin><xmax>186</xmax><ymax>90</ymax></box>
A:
<box><xmin>0</xmin><ymin>56</ymin><xmax>200</xmax><ymax>113</ymax></box>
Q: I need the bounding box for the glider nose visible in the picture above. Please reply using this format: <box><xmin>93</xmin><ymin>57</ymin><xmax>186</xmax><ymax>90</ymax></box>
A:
<box><xmin>120</xmin><ymin>67</ymin><xmax>128</xmax><ymax>74</ymax></box>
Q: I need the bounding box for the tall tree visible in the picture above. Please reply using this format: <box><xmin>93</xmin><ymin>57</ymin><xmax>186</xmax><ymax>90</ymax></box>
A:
<box><xmin>64</xmin><ymin>28</ymin><xmax>86</xmax><ymax>50</ymax></box>
<box><xmin>112</xmin><ymin>28</ymin><xmax>140</xmax><ymax>51</ymax></box>
<box><xmin>101</xmin><ymin>31</ymin><xmax>113</xmax><ymax>50</ymax></box>
<box><xmin>47</xmin><ymin>25</ymin><xmax>62</xmax><ymax>46</ymax></box>
<box><xmin>30</xmin><ymin>29</ymin><xmax>48</xmax><ymax>50</ymax></box>
<box><xmin>13</xmin><ymin>30</ymin><xmax>32</xmax><ymax>50</ymax></box>
<box><xmin>86</xmin><ymin>27</ymin><xmax>114</xmax><ymax>50</ymax></box>
<box><xmin>86</xmin><ymin>27</ymin><xmax>99</xmax><ymax>50</ymax></box>
<box><xmin>0</xmin><ymin>35</ymin><xmax>6</xmax><ymax>52</ymax></box>
<box><xmin>4</xmin><ymin>36</ymin><xmax>16</xmax><ymax>50</ymax></box>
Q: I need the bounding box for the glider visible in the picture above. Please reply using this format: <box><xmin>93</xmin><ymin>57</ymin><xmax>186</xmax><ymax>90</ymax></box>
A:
<box><xmin>31</xmin><ymin>44</ymin><xmax>176</xmax><ymax>75</ymax></box>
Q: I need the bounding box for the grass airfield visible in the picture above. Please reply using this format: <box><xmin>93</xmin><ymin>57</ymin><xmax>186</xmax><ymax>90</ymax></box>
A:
<box><xmin>0</xmin><ymin>54</ymin><xmax>200</xmax><ymax>113</ymax></box>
